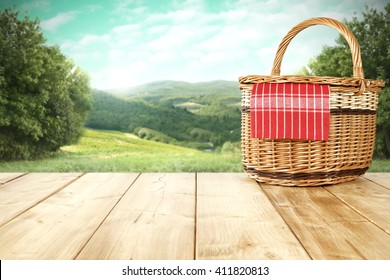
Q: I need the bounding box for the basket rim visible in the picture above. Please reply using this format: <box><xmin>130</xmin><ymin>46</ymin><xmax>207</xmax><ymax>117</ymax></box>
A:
<box><xmin>239</xmin><ymin>74</ymin><xmax>384</xmax><ymax>85</ymax></box>
<box><xmin>239</xmin><ymin>75</ymin><xmax>385</xmax><ymax>92</ymax></box>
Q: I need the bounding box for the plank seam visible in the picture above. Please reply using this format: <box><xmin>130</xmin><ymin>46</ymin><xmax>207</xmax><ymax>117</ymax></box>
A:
<box><xmin>258</xmin><ymin>183</ymin><xmax>314</xmax><ymax>260</ymax></box>
<box><xmin>323</xmin><ymin>186</ymin><xmax>390</xmax><ymax>236</ymax></box>
<box><xmin>73</xmin><ymin>173</ymin><xmax>142</xmax><ymax>260</ymax></box>
<box><xmin>0</xmin><ymin>173</ymin><xmax>29</xmax><ymax>188</ymax></box>
<box><xmin>362</xmin><ymin>176</ymin><xmax>390</xmax><ymax>191</ymax></box>
<box><xmin>194</xmin><ymin>172</ymin><xmax>198</xmax><ymax>260</ymax></box>
<box><xmin>0</xmin><ymin>173</ymin><xmax>87</xmax><ymax>229</ymax></box>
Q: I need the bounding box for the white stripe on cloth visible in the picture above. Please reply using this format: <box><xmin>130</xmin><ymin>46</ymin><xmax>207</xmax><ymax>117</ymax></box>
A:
<box><xmin>250</xmin><ymin>83</ymin><xmax>330</xmax><ymax>141</ymax></box>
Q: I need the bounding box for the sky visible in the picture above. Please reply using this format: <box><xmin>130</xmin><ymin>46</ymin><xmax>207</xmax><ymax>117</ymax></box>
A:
<box><xmin>0</xmin><ymin>0</ymin><xmax>388</xmax><ymax>90</ymax></box>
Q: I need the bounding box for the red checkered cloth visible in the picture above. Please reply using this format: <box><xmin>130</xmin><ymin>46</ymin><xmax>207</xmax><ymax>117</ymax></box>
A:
<box><xmin>250</xmin><ymin>83</ymin><xmax>330</xmax><ymax>141</ymax></box>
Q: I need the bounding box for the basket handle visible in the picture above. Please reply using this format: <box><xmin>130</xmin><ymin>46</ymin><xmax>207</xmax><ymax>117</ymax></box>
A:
<box><xmin>271</xmin><ymin>17</ymin><xmax>365</xmax><ymax>94</ymax></box>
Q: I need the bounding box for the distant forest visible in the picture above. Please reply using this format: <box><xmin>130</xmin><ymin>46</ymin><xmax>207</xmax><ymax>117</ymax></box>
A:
<box><xmin>85</xmin><ymin>80</ymin><xmax>242</xmax><ymax>150</ymax></box>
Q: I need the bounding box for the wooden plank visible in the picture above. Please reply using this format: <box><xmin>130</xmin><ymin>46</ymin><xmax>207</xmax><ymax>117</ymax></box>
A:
<box><xmin>0</xmin><ymin>173</ymin><xmax>138</xmax><ymax>259</ymax></box>
<box><xmin>325</xmin><ymin>177</ymin><xmax>390</xmax><ymax>234</ymax></box>
<box><xmin>196</xmin><ymin>173</ymin><xmax>310</xmax><ymax>260</ymax></box>
<box><xmin>77</xmin><ymin>173</ymin><xmax>195</xmax><ymax>260</ymax></box>
<box><xmin>0</xmin><ymin>173</ymin><xmax>25</xmax><ymax>185</ymax></box>
<box><xmin>364</xmin><ymin>173</ymin><xmax>390</xmax><ymax>190</ymax></box>
<box><xmin>261</xmin><ymin>183</ymin><xmax>390</xmax><ymax>259</ymax></box>
<box><xmin>0</xmin><ymin>173</ymin><xmax>81</xmax><ymax>227</ymax></box>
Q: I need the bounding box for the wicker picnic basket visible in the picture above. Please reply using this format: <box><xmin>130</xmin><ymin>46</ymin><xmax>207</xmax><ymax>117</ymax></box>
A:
<box><xmin>239</xmin><ymin>17</ymin><xmax>385</xmax><ymax>187</ymax></box>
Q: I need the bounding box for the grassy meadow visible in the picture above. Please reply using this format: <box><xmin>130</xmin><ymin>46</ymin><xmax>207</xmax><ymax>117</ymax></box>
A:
<box><xmin>0</xmin><ymin>128</ymin><xmax>388</xmax><ymax>173</ymax></box>
<box><xmin>0</xmin><ymin>129</ymin><xmax>242</xmax><ymax>172</ymax></box>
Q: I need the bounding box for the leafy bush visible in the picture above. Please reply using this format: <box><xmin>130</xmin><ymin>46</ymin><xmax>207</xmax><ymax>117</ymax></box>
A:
<box><xmin>306</xmin><ymin>4</ymin><xmax>390</xmax><ymax>158</ymax></box>
<box><xmin>134</xmin><ymin>127</ymin><xmax>177</xmax><ymax>144</ymax></box>
<box><xmin>0</xmin><ymin>9</ymin><xmax>91</xmax><ymax>160</ymax></box>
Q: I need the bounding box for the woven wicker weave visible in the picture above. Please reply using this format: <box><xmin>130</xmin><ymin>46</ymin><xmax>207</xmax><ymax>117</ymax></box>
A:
<box><xmin>239</xmin><ymin>17</ymin><xmax>385</xmax><ymax>187</ymax></box>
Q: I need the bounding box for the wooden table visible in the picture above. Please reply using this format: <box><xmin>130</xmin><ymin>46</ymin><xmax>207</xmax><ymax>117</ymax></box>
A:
<box><xmin>0</xmin><ymin>172</ymin><xmax>389</xmax><ymax>260</ymax></box>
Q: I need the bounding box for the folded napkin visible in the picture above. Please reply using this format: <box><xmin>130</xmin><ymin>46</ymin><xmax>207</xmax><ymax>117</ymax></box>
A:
<box><xmin>250</xmin><ymin>83</ymin><xmax>330</xmax><ymax>141</ymax></box>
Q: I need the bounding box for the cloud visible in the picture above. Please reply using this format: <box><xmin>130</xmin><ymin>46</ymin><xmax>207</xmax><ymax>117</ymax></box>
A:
<box><xmin>58</xmin><ymin>0</ymin><xmax>389</xmax><ymax>89</ymax></box>
<box><xmin>41</xmin><ymin>11</ymin><xmax>79</xmax><ymax>31</ymax></box>
<box><xmin>110</xmin><ymin>0</ymin><xmax>148</xmax><ymax>22</ymax></box>
<box><xmin>20</xmin><ymin>0</ymin><xmax>51</xmax><ymax>11</ymax></box>
<box><xmin>92</xmin><ymin>62</ymin><xmax>149</xmax><ymax>89</ymax></box>
<box><xmin>79</xmin><ymin>34</ymin><xmax>110</xmax><ymax>46</ymax></box>
<box><xmin>96</xmin><ymin>7</ymin><xmax>311</xmax><ymax>87</ymax></box>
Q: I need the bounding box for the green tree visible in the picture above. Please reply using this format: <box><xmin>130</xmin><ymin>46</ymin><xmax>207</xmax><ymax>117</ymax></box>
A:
<box><xmin>0</xmin><ymin>9</ymin><xmax>91</xmax><ymax>160</ymax></box>
<box><xmin>307</xmin><ymin>4</ymin><xmax>390</xmax><ymax>158</ymax></box>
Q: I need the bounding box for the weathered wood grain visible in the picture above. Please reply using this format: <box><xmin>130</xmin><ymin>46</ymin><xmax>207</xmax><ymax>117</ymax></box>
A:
<box><xmin>1</xmin><ymin>172</ymin><xmax>390</xmax><ymax>260</ymax></box>
<box><xmin>0</xmin><ymin>173</ymin><xmax>81</xmax><ymax>227</ymax></box>
<box><xmin>0</xmin><ymin>173</ymin><xmax>25</xmax><ymax>185</ymax></box>
<box><xmin>0</xmin><ymin>173</ymin><xmax>138</xmax><ymax>259</ymax></box>
<box><xmin>325</xmin><ymin>177</ymin><xmax>390</xmax><ymax>235</ymax></box>
<box><xmin>261</xmin><ymin>184</ymin><xmax>390</xmax><ymax>259</ymax></box>
<box><xmin>196</xmin><ymin>173</ymin><xmax>310</xmax><ymax>260</ymax></box>
<box><xmin>77</xmin><ymin>173</ymin><xmax>196</xmax><ymax>260</ymax></box>
<box><xmin>364</xmin><ymin>173</ymin><xmax>390</xmax><ymax>190</ymax></box>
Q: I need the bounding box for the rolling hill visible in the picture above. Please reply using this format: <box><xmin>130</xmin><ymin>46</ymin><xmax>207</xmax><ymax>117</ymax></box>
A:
<box><xmin>0</xmin><ymin>129</ymin><xmax>242</xmax><ymax>172</ymax></box>
<box><xmin>86</xmin><ymin>80</ymin><xmax>242</xmax><ymax>150</ymax></box>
